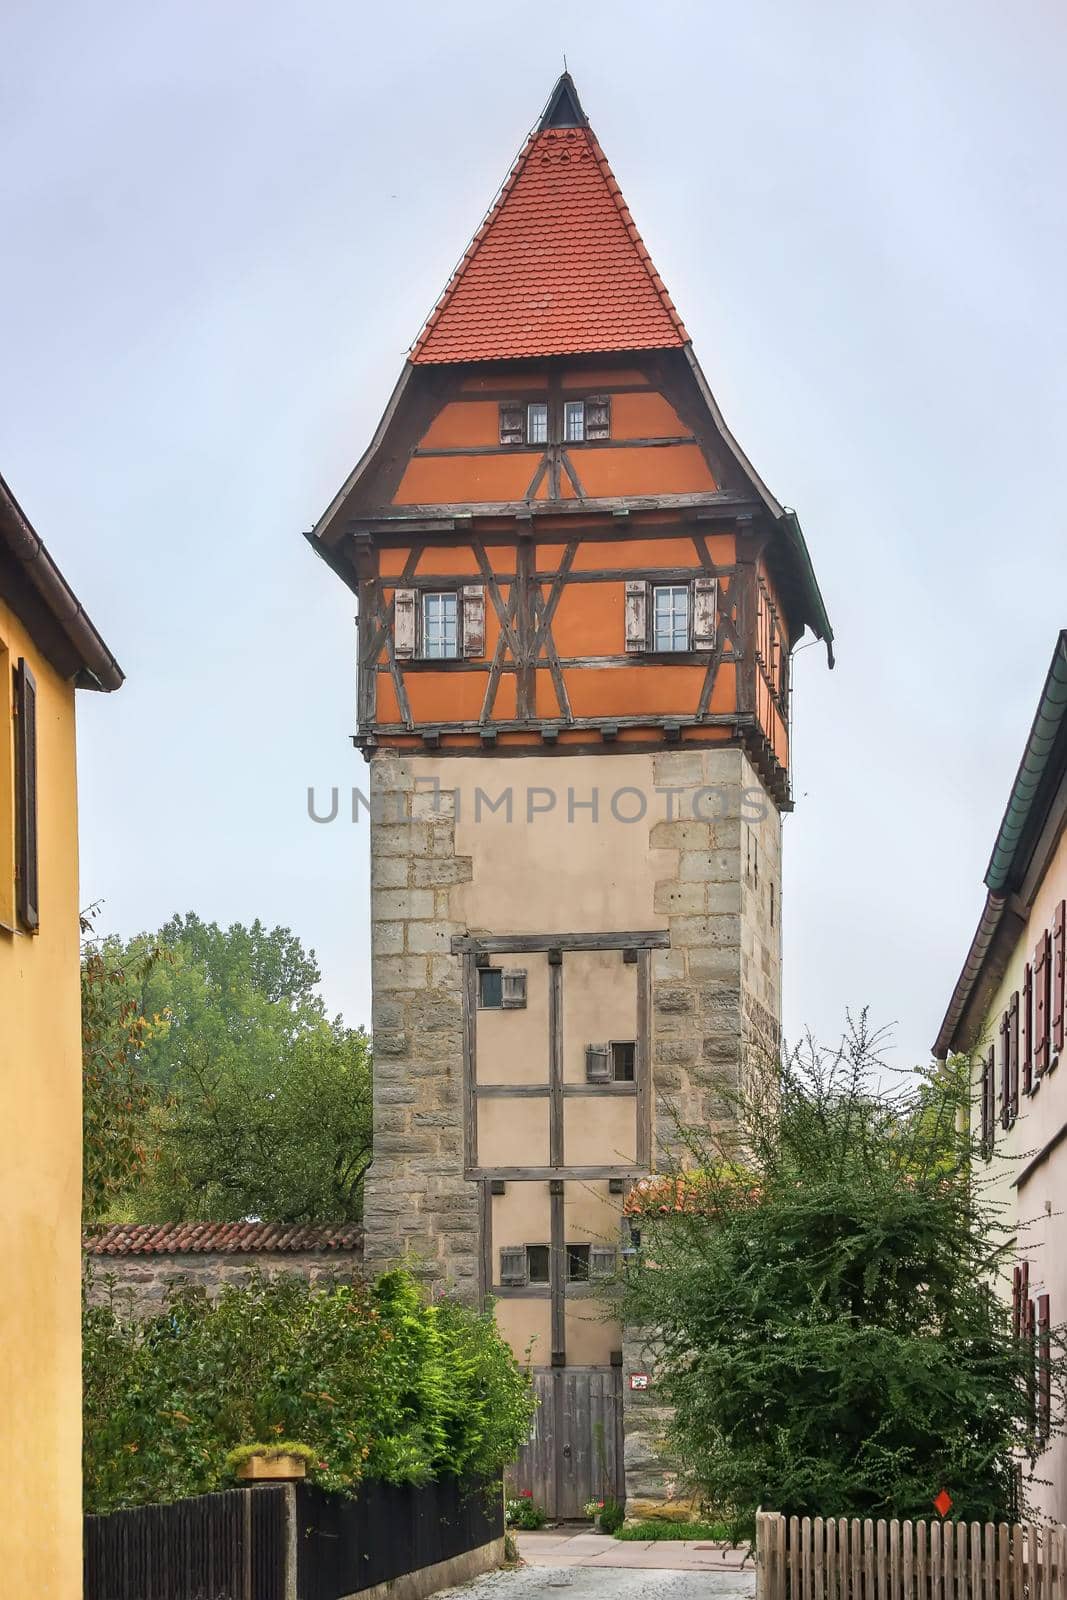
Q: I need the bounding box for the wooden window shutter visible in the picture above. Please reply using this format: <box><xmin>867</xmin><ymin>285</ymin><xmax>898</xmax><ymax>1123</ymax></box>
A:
<box><xmin>499</xmin><ymin>1246</ymin><xmax>527</xmax><ymax>1286</ymax></box>
<box><xmin>585</xmin><ymin>395</ymin><xmax>611</xmax><ymax>440</ymax></box>
<box><xmin>693</xmin><ymin>577</ymin><xmax>717</xmax><ymax>651</ymax></box>
<box><xmin>1035</xmin><ymin>930</ymin><xmax>1051</xmax><ymax>1077</ymax></box>
<box><xmin>1053</xmin><ymin>899</ymin><xmax>1066</xmax><ymax>1056</ymax></box>
<box><xmin>501</xmin><ymin>969</ymin><xmax>527</xmax><ymax>1009</ymax></box>
<box><xmin>1009</xmin><ymin>990</ymin><xmax>1020</xmax><ymax>1118</ymax></box>
<box><xmin>1023</xmin><ymin>962</ymin><xmax>1034</xmax><ymax>1093</ymax></box>
<box><xmin>1012</xmin><ymin>1265</ymin><xmax>1023</xmax><ymax>1339</ymax></box>
<box><xmin>589</xmin><ymin>1246</ymin><xmax>617</xmax><ymax>1280</ymax></box>
<box><xmin>461</xmin><ymin>585</ymin><xmax>485</xmax><ymax>659</ymax></box>
<box><xmin>979</xmin><ymin>1048</ymin><xmax>993</xmax><ymax>1157</ymax></box>
<box><xmin>1038</xmin><ymin>1293</ymin><xmax>1052</xmax><ymax>1443</ymax></box>
<box><xmin>13</xmin><ymin>658</ymin><xmax>39</xmax><ymax>933</ymax></box>
<box><xmin>499</xmin><ymin>402</ymin><xmax>524</xmax><ymax>446</ymax></box>
<box><xmin>585</xmin><ymin>1043</ymin><xmax>611</xmax><ymax>1083</ymax></box>
<box><xmin>624</xmin><ymin>581</ymin><xmax>648</xmax><ymax>653</ymax></box>
<box><xmin>999</xmin><ymin>1012</ymin><xmax>1010</xmax><ymax>1129</ymax></box>
<box><xmin>393</xmin><ymin>588</ymin><xmax>416</xmax><ymax>661</ymax></box>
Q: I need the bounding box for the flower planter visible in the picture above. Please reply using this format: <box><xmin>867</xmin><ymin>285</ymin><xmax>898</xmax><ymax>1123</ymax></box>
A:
<box><xmin>235</xmin><ymin>1453</ymin><xmax>308</xmax><ymax>1483</ymax></box>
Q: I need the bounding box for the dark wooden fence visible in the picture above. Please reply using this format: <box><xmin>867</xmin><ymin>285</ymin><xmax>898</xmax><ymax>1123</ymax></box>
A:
<box><xmin>84</xmin><ymin>1486</ymin><xmax>289</xmax><ymax>1600</ymax></box>
<box><xmin>84</xmin><ymin>1478</ymin><xmax>503</xmax><ymax>1600</ymax></box>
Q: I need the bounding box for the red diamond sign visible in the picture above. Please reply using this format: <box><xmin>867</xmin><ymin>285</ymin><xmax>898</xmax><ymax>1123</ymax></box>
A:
<box><xmin>933</xmin><ymin>1490</ymin><xmax>953</xmax><ymax>1518</ymax></box>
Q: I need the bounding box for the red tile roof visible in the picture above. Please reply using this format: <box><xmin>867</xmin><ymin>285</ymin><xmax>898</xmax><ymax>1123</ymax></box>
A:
<box><xmin>411</xmin><ymin>122</ymin><xmax>688</xmax><ymax>364</ymax></box>
<box><xmin>83</xmin><ymin>1222</ymin><xmax>364</xmax><ymax>1256</ymax></box>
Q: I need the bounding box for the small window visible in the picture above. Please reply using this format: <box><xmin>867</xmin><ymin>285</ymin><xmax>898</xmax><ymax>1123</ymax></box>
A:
<box><xmin>526</xmin><ymin>1244</ymin><xmax>550</xmax><ymax>1284</ymax></box>
<box><xmin>422</xmin><ymin>592</ymin><xmax>459</xmax><ymax>660</ymax></box>
<box><xmin>564</xmin><ymin>400</ymin><xmax>585</xmax><ymax>442</ymax></box>
<box><xmin>653</xmin><ymin>585</ymin><xmax>690</xmax><ymax>652</ymax></box>
<box><xmin>527</xmin><ymin>402</ymin><xmax>548</xmax><ymax>445</ymax></box>
<box><xmin>586</xmin><ymin>395</ymin><xmax>611</xmax><ymax>440</ymax></box>
<box><xmin>566</xmin><ymin>1244</ymin><xmax>590</xmax><ymax>1283</ymax></box>
<box><xmin>499</xmin><ymin>402</ymin><xmax>524</xmax><ymax>446</ymax></box>
<box><xmin>611</xmin><ymin>1042</ymin><xmax>635</xmax><ymax>1082</ymax></box>
<box><xmin>478</xmin><ymin>968</ymin><xmax>503</xmax><ymax>1009</ymax></box>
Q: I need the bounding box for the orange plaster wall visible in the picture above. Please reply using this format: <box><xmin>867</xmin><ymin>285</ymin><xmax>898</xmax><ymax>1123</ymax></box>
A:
<box><xmin>574</xmin><ymin>444</ymin><xmax>715</xmax><ymax>498</ymax></box>
<box><xmin>550</xmin><ymin>583</ymin><xmax>624</xmax><ymax>657</ymax></box>
<box><xmin>420</xmin><ymin>401</ymin><xmax>502</xmax><ymax>448</ymax></box>
<box><xmin>565</xmin><ymin>664</ymin><xmax>708</xmax><ymax>718</ymax></box>
<box><xmin>394</xmin><ymin>453</ymin><xmax>540</xmax><ymax>504</ymax></box>
<box><xmin>406</xmin><ymin>672</ymin><xmax>488</xmax><ymax>724</ymax></box>
<box><xmin>610</xmin><ymin>390</ymin><xmax>690</xmax><ymax>438</ymax></box>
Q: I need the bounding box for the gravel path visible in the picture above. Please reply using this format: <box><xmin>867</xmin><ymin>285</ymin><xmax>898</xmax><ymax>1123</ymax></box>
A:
<box><xmin>436</xmin><ymin>1560</ymin><xmax>756</xmax><ymax>1600</ymax></box>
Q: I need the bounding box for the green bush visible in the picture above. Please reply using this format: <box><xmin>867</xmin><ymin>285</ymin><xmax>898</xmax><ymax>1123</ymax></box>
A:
<box><xmin>505</xmin><ymin>1492</ymin><xmax>547</xmax><ymax>1529</ymax></box>
<box><xmin>83</xmin><ymin>1268</ymin><xmax>534</xmax><ymax>1513</ymax></box>
<box><xmin>598</xmin><ymin>1497</ymin><xmax>625</xmax><ymax>1534</ymax></box>
<box><xmin>616</xmin><ymin>1519</ymin><xmax>738</xmax><ymax>1541</ymax></box>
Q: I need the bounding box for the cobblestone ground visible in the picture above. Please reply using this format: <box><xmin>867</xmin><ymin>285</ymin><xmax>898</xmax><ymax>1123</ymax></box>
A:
<box><xmin>437</xmin><ymin>1566</ymin><xmax>755</xmax><ymax>1600</ymax></box>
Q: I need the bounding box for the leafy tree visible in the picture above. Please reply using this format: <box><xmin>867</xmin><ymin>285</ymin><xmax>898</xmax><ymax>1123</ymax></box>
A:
<box><xmin>81</xmin><ymin>911</ymin><xmax>169</xmax><ymax>1220</ymax></box>
<box><xmin>84</xmin><ymin>914</ymin><xmax>372</xmax><ymax>1223</ymax></box>
<box><xmin>623</xmin><ymin>1014</ymin><xmax>1066</xmax><ymax>1524</ymax></box>
<box><xmin>83</xmin><ymin>1269</ymin><xmax>535</xmax><ymax>1512</ymax></box>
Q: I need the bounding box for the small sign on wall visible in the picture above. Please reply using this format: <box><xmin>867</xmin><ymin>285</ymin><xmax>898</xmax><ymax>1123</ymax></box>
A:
<box><xmin>629</xmin><ymin>1373</ymin><xmax>650</xmax><ymax>1390</ymax></box>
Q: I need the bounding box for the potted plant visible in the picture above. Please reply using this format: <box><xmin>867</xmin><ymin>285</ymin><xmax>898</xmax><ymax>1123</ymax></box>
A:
<box><xmin>224</xmin><ymin>1442</ymin><xmax>321</xmax><ymax>1483</ymax></box>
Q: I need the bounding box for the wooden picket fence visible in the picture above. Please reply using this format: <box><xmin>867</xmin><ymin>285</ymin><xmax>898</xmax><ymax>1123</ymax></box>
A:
<box><xmin>756</xmin><ymin>1512</ymin><xmax>1067</xmax><ymax>1600</ymax></box>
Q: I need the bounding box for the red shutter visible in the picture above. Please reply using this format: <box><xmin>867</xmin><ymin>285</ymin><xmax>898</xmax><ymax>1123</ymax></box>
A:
<box><xmin>1023</xmin><ymin>963</ymin><xmax>1034</xmax><ymax>1094</ymax></box>
<box><xmin>13</xmin><ymin>658</ymin><xmax>39</xmax><ymax>933</ymax></box>
<box><xmin>1009</xmin><ymin>991</ymin><xmax>1020</xmax><ymax>1119</ymax></box>
<box><xmin>1053</xmin><ymin>900</ymin><xmax>1066</xmax><ymax>1056</ymax></box>
<box><xmin>1035</xmin><ymin>931</ymin><xmax>1051</xmax><ymax>1077</ymax></box>
<box><xmin>1038</xmin><ymin>1294</ymin><xmax>1051</xmax><ymax>1444</ymax></box>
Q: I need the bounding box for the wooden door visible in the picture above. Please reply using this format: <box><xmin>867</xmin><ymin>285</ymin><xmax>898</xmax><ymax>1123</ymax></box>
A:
<box><xmin>508</xmin><ymin>1366</ymin><xmax>624</xmax><ymax>1519</ymax></box>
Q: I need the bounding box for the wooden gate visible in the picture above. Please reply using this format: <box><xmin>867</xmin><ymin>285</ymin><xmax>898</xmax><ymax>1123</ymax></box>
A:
<box><xmin>509</xmin><ymin>1366</ymin><xmax>624</xmax><ymax>1519</ymax></box>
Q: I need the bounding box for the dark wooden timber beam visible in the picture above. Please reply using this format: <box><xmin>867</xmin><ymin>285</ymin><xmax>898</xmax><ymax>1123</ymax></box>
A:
<box><xmin>451</xmin><ymin>931</ymin><xmax>670</xmax><ymax>954</ymax></box>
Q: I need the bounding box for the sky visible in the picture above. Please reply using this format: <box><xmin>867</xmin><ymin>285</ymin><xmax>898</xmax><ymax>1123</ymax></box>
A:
<box><xmin>2</xmin><ymin>0</ymin><xmax>1065</xmax><ymax>1064</ymax></box>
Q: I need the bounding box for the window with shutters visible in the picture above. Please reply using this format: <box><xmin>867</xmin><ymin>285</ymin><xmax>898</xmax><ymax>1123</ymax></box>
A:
<box><xmin>653</xmin><ymin>585</ymin><xmax>690</xmax><ymax>652</ymax></box>
<box><xmin>13</xmin><ymin>657</ymin><xmax>38</xmax><ymax>933</ymax></box>
<box><xmin>478</xmin><ymin>968</ymin><xmax>503</xmax><ymax>1009</ymax></box>
<box><xmin>422</xmin><ymin>592</ymin><xmax>459</xmax><ymax>660</ymax></box>
<box><xmin>610</xmin><ymin>1041</ymin><xmax>635</xmax><ymax>1082</ymax></box>
<box><xmin>527</xmin><ymin>402</ymin><xmax>548</xmax><ymax>445</ymax></box>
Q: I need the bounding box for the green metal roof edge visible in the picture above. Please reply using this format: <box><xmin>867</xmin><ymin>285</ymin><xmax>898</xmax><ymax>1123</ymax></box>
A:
<box><xmin>984</xmin><ymin>630</ymin><xmax>1067</xmax><ymax>894</ymax></box>
<box><xmin>782</xmin><ymin>509</ymin><xmax>835</xmax><ymax>666</ymax></box>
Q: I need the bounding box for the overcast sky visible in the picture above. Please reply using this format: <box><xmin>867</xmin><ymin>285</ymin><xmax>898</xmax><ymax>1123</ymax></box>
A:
<box><xmin>2</xmin><ymin>1</ymin><xmax>1064</xmax><ymax>1063</ymax></box>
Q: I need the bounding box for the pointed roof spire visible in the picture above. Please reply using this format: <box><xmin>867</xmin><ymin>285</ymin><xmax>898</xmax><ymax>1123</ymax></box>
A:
<box><xmin>410</xmin><ymin>75</ymin><xmax>688</xmax><ymax>365</ymax></box>
<box><xmin>538</xmin><ymin>71</ymin><xmax>588</xmax><ymax>130</ymax></box>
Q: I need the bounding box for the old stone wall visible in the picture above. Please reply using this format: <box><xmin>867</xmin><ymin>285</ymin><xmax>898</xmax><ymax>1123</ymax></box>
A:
<box><xmin>83</xmin><ymin>1248</ymin><xmax>363</xmax><ymax>1318</ymax></box>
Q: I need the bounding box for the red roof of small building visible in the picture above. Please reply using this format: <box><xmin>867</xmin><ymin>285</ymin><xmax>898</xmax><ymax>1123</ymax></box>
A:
<box><xmin>411</xmin><ymin>75</ymin><xmax>688</xmax><ymax>364</ymax></box>
<box><xmin>83</xmin><ymin>1222</ymin><xmax>364</xmax><ymax>1256</ymax></box>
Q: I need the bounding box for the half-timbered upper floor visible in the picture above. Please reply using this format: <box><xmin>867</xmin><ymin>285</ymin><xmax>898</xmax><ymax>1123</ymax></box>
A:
<box><xmin>307</xmin><ymin>74</ymin><xmax>832</xmax><ymax>810</ymax></box>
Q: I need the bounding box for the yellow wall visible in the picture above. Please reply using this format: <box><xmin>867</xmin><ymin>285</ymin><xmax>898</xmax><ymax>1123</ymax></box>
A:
<box><xmin>0</xmin><ymin>595</ymin><xmax>83</xmax><ymax>1600</ymax></box>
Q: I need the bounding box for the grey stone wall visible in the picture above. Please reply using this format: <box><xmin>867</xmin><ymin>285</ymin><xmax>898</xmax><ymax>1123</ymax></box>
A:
<box><xmin>83</xmin><ymin>1249</ymin><xmax>363</xmax><ymax>1318</ymax></box>
<box><xmin>363</xmin><ymin>751</ymin><xmax>480</xmax><ymax>1295</ymax></box>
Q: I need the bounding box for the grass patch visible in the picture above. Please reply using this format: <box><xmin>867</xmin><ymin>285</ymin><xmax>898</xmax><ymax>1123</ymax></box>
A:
<box><xmin>615</xmin><ymin>1519</ymin><xmax>744</xmax><ymax>1542</ymax></box>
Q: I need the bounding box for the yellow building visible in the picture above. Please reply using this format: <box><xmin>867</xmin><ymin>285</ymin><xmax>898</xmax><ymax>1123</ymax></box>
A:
<box><xmin>0</xmin><ymin>474</ymin><xmax>122</xmax><ymax>1597</ymax></box>
<box><xmin>934</xmin><ymin>630</ymin><xmax>1067</xmax><ymax>1522</ymax></box>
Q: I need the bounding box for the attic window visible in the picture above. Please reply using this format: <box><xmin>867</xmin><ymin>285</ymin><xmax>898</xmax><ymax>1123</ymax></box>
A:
<box><xmin>527</xmin><ymin>403</ymin><xmax>548</xmax><ymax>445</ymax></box>
<box><xmin>653</xmin><ymin>585</ymin><xmax>691</xmax><ymax>652</ymax></box>
<box><xmin>422</xmin><ymin>592</ymin><xmax>459</xmax><ymax>659</ymax></box>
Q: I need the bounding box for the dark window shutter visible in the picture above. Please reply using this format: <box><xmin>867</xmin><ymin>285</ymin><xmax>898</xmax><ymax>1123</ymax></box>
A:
<box><xmin>1053</xmin><ymin>899</ymin><xmax>1065</xmax><ymax>1056</ymax></box>
<box><xmin>1023</xmin><ymin>963</ymin><xmax>1033</xmax><ymax>1094</ymax></box>
<box><xmin>1035</xmin><ymin>931</ymin><xmax>1051</xmax><ymax>1077</ymax></box>
<box><xmin>1012</xmin><ymin>1265</ymin><xmax>1023</xmax><ymax>1340</ymax></box>
<box><xmin>1009</xmin><ymin>991</ymin><xmax>1020</xmax><ymax>1118</ymax></box>
<box><xmin>585</xmin><ymin>395</ymin><xmax>611</xmax><ymax>440</ymax></box>
<box><xmin>14</xmin><ymin>658</ymin><xmax>39</xmax><ymax>933</ymax></box>
<box><xmin>501</xmin><ymin>969</ymin><xmax>527</xmax><ymax>1009</ymax></box>
<box><xmin>1038</xmin><ymin>1293</ymin><xmax>1051</xmax><ymax>1443</ymax></box>
<box><xmin>980</xmin><ymin>1048</ymin><xmax>994</xmax><ymax>1158</ymax></box>
<box><xmin>589</xmin><ymin>1246</ymin><xmax>617</xmax><ymax>1280</ymax></box>
<box><xmin>499</xmin><ymin>1246</ymin><xmax>527</xmax><ymax>1286</ymax></box>
<box><xmin>999</xmin><ymin>1012</ymin><xmax>1010</xmax><ymax>1129</ymax></box>
<box><xmin>499</xmin><ymin>403</ymin><xmax>524</xmax><ymax>446</ymax></box>
<box><xmin>585</xmin><ymin>1043</ymin><xmax>611</xmax><ymax>1084</ymax></box>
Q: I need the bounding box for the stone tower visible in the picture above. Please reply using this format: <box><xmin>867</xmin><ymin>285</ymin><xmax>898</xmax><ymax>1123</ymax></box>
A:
<box><xmin>307</xmin><ymin>73</ymin><xmax>832</xmax><ymax>1517</ymax></box>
